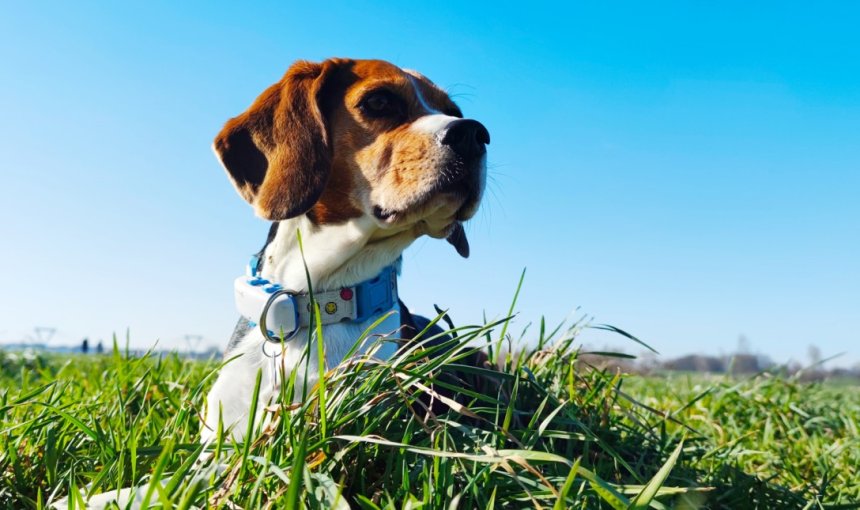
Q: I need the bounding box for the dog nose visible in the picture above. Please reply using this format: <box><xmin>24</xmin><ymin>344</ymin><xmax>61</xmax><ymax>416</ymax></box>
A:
<box><xmin>440</xmin><ymin>119</ymin><xmax>490</xmax><ymax>159</ymax></box>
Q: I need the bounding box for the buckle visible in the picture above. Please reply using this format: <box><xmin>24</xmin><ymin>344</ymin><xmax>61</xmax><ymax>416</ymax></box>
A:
<box><xmin>355</xmin><ymin>265</ymin><xmax>397</xmax><ymax>321</ymax></box>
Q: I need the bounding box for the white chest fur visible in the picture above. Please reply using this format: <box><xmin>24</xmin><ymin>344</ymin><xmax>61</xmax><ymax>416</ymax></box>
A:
<box><xmin>201</xmin><ymin>306</ymin><xmax>400</xmax><ymax>443</ymax></box>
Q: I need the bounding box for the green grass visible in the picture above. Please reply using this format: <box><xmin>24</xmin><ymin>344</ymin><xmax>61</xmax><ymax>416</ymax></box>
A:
<box><xmin>1</xmin><ymin>316</ymin><xmax>858</xmax><ymax>509</ymax></box>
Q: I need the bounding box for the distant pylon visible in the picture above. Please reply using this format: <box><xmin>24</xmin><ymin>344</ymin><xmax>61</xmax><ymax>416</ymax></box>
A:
<box><xmin>184</xmin><ymin>334</ymin><xmax>203</xmax><ymax>354</ymax></box>
<box><xmin>34</xmin><ymin>327</ymin><xmax>57</xmax><ymax>345</ymax></box>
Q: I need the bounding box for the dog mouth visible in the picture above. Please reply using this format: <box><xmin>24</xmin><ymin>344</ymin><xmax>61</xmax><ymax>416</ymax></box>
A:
<box><xmin>370</xmin><ymin>152</ymin><xmax>485</xmax><ymax>233</ymax></box>
<box><xmin>372</xmin><ymin>205</ymin><xmax>397</xmax><ymax>222</ymax></box>
<box><xmin>371</xmin><ymin>182</ymin><xmax>480</xmax><ymax>227</ymax></box>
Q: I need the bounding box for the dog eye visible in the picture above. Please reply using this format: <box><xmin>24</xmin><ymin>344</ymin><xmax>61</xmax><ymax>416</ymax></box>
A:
<box><xmin>359</xmin><ymin>90</ymin><xmax>404</xmax><ymax>118</ymax></box>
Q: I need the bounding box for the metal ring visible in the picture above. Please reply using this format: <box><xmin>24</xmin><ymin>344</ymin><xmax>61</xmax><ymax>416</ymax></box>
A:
<box><xmin>259</xmin><ymin>289</ymin><xmax>301</xmax><ymax>343</ymax></box>
<box><xmin>261</xmin><ymin>338</ymin><xmax>283</xmax><ymax>359</ymax></box>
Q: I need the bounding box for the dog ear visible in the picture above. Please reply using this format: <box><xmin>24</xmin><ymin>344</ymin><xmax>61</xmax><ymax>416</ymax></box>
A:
<box><xmin>446</xmin><ymin>222</ymin><xmax>470</xmax><ymax>258</ymax></box>
<box><xmin>213</xmin><ymin>60</ymin><xmax>338</xmax><ymax>220</ymax></box>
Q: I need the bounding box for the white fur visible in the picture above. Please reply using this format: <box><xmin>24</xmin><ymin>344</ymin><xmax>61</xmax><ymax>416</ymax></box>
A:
<box><xmin>407</xmin><ymin>74</ymin><xmax>459</xmax><ymax>136</ymax></box>
<box><xmin>410</xmin><ymin>113</ymin><xmax>459</xmax><ymax>137</ymax></box>
<box><xmin>408</xmin><ymin>74</ymin><xmax>441</xmax><ymax>115</ymax></box>
<box><xmin>201</xmin><ymin>305</ymin><xmax>400</xmax><ymax>443</ymax></box>
<box><xmin>201</xmin><ymin>214</ymin><xmax>409</xmax><ymax>443</ymax></box>
<box><xmin>259</xmin><ymin>215</ymin><xmax>413</xmax><ymax>291</ymax></box>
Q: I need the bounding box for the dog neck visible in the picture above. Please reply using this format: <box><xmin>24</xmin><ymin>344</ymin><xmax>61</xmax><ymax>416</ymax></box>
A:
<box><xmin>209</xmin><ymin>215</ymin><xmax>412</xmax><ymax>443</ymax></box>
<box><xmin>259</xmin><ymin>215</ymin><xmax>417</xmax><ymax>291</ymax></box>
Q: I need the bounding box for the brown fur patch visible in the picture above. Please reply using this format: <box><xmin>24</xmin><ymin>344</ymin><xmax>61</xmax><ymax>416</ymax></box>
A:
<box><xmin>215</xmin><ymin>58</ymin><xmax>467</xmax><ymax>226</ymax></box>
<box><xmin>214</xmin><ymin>61</ymin><xmax>336</xmax><ymax>220</ymax></box>
<box><xmin>377</xmin><ymin>143</ymin><xmax>393</xmax><ymax>176</ymax></box>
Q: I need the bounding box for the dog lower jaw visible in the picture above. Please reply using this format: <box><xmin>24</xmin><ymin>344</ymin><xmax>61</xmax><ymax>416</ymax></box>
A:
<box><xmin>368</xmin><ymin>191</ymin><xmax>470</xmax><ymax>234</ymax></box>
<box><xmin>369</xmin><ymin>213</ymin><xmax>458</xmax><ymax>238</ymax></box>
<box><xmin>416</xmin><ymin>218</ymin><xmax>458</xmax><ymax>239</ymax></box>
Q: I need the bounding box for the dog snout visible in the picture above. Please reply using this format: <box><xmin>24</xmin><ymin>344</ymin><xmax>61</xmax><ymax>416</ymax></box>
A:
<box><xmin>440</xmin><ymin>119</ymin><xmax>490</xmax><ymax>160</ymax></box>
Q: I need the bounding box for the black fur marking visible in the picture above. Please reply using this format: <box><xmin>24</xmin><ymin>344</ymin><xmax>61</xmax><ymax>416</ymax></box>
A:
<box><xmin>398</xmin><ymin>299</ymin><xmax>449</xmax><ymax>346</ymax></box>
<box><xmin>225</xmin><ymin>317</ymin><xmax>253</xmax><ymax>356</ymax></box>
<box><xmin>224</xmin><ymin>223</ymin><xmax>279</xmax><ymax>355</ymax></box>
<box><xmin>446</xmin><ymin>222</ymin><xmax>470</xmax><ymax>258</ymax></box>
<box><xmin>397</xmin><ymin>300</ymin><xmax>499</xmax><ymax>419</ymax></box>
<box><xmin>218</xmin><ymin>127</ymin><xmax>268</xmax><ymax>200</ymax></box>
<box><xmin>255</xmin><ymin>222</ymin><xmax>280</xmax><ymax>274</ymax></box>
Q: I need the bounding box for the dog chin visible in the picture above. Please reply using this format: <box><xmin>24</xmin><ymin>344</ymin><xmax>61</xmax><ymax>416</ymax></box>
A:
<box><xmin>371</xmin><ymin>192</ymin><xmax>466</xmax><ymax>228</ymax></box>
<box><xmin>372</xmin><ymin>211</ymin><xmax>458</xmax><ymax>238</ymax></box>
<box><xmin>417</xmin><ymin>217</ymin><xmax>459</xmax><ymax>238</ymax></box>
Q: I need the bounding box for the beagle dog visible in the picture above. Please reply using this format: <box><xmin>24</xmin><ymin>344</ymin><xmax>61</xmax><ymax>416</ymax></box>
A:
<box><xmin>53</xmin><ymin>57</ymin><xmax>488</xmax><ymax>510</ymax></box>
<box><xmin>202</xmin><ymin>58</ymin><xmax>489</xmax><ymax>442</ymax></box>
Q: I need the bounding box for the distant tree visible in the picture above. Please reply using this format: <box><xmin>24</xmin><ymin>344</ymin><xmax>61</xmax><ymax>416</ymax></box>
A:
<box><xmin>786</xmin><ymin>361</ymin><xmax>802</xmax><ymax>376</ymax></box>
<box><xmin>729</xmin><ymin>353</ymin><xmax>760</xmax><ymax>374</ymax></box>
<box><xmin>808</xmin><ymin>344</ymin><xmax>822</xmax><ymax>367</ymax></box>
<box><xmin>756</xmin><ymin>354</ymin><xmax>775</xmax><ymax>371</ymax></box>
<box><xmin>96</xmin><ymin>340</ymin><xmax>104</xmax><ymax>354</ymax></box>
<box><xmin>737</xmin><ymin>334</ymin><xmax>751</xmax><ymax>355</ymax></box>
<box><xmin>81</xmin><ymin>338</ymin><xmax>89</xmax><ymax>354</ymax></box>
<box><xmin>662</xmin><ymin>355</ymin><xmax>725</xmax><ymax>373</ymax></box>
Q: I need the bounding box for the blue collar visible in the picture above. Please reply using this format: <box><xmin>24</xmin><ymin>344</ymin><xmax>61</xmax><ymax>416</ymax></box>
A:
<box><xmin>234</xmin><ymin>257</ymin><xmax>399</xmax><ymax>341</ymax></box>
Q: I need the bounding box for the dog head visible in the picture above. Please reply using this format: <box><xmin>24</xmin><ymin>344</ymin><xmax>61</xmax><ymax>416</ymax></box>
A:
<box><xmin>214</xmin><ymin>58</ymin><xmax>488</xmax><ymax>257</ymax></box>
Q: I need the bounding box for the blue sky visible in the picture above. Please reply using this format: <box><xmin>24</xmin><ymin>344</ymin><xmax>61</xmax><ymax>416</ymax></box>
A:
<box><xmin>1</xmin><ymin>2</ymin><xmax>858</xmax><ymax>366</ymax></box>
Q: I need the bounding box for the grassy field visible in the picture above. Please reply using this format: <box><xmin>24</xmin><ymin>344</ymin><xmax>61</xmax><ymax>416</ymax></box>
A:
<box><xmin>1</xmin><ymin>315</ymin><xmax>858</xmax><ymax>509</ymax></box>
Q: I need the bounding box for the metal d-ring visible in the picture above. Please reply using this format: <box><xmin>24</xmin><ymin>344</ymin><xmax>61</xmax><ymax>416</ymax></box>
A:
<box><xmin>258</xmin><ymin>288</ymin><xmax>301</xmax><ymax>346</ymax></box>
